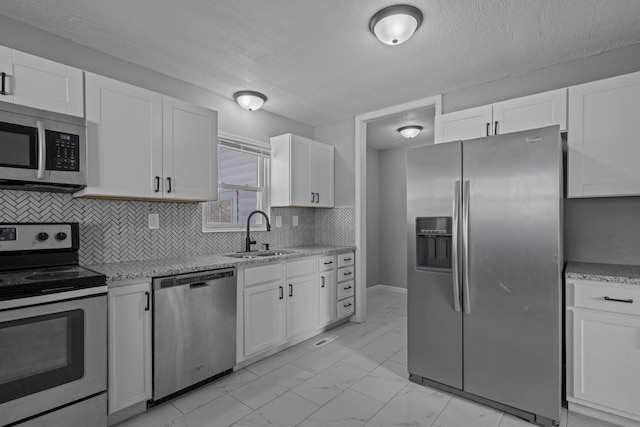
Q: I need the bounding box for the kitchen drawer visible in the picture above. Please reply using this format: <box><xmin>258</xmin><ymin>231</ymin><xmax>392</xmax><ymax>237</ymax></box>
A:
<box><xmin>337</xmin><ymin>266</ymin><xmax>354</xmax><ymax>283</ymax></box>
<box><xmin>337</xmin><ymin>296</ymin><xmax>355</xmax><ymax>319</ymax></box>
<box><xmin>567</xmin><ymin>279</ymin><xmax>640</xmax><ymax>316</ymax></box>
<box><xmin>244</xmin><ymin>262</ymin><xmax>282</xmax><ymax>286</ymax></box>
<box><xmin>337</xmin><ymin>252</ymin><xmax>354</xmax><ymax>268</ymax></box>
<box><xmin>287</xmin><ymin>257</ymin><xmax>316</xmax><ymax>278</ymax></box>
<box><xmin>319</xmin><ymin>255</ymin><xmax>335</xmax><ymax>272</ymax></box>
<box><xmin>337</xmin><ymin>279</ymin><xmax>355</xmax><ymax>300</ymax></box>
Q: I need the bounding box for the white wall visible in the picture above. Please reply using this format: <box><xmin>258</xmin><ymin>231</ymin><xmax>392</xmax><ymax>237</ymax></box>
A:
<box><xmin>366</xmin><ymin>147</ymin><xmax>380</xmax><ymax>287</ymax></box>
<box><xmin>378</xmin><ymin>147</ymin><xmax>410</xmax><ymax>289</ymax></box>
<box><xmin>0</xmin><ymin>16</ymin><xmax>314</xmax><ymax>143</ymax></box>
<box><xmin>314</xmin><ymin>118</ymin><xmax>356</xmax><ymax>207</ymax></box>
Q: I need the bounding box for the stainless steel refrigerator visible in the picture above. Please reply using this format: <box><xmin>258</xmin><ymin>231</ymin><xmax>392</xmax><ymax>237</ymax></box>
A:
<box><xmin>407</xmin><ymin>126</ymin><xmax>563</xmax><ymax>427</ymax></box>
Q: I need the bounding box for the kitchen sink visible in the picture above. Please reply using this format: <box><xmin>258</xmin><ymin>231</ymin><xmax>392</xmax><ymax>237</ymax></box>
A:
<box><xmin>225</xmin><ymin>250</ymin><xmax>295</xmax><ymax>259</ymax></box>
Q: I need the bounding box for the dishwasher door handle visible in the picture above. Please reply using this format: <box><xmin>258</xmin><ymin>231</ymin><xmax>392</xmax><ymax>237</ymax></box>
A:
<box><xmin>189</xmin><ymin>282</ymin><xmax>210</xmax><ymax>289</ymax></box>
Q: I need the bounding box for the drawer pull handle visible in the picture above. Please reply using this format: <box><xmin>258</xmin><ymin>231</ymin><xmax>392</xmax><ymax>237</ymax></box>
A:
<box><xmin>343</xmin><ymin>272</ymin><xmax>352</xmax><ymax>276</ymax></box>
<box><xmin>344</xmin><ymin>258</ymin><xmax>352</xmax><ymax>261</ymax></box>
<box><xmin>324</xmin><ymin>261</ymin><xmax>333</xmax><ymax>265</ymax></box>
<box><xmin>604</xmin><ymin>296</ymin><xmax>633</xmax><ymax>304</ymax></box>
<box><xmin>344</xmin><ymin>286</ymin><xmax>352</xmax><ymax>290</ymax></box>
<box><xmin>343</xmin><ymin>303</ymin><xmax>352</xmax><ymax>308</ymax></box>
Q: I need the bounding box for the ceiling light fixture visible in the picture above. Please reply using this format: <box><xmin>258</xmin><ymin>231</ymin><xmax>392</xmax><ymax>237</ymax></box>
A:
<box><xmin>398</xmin><ymin>125</ymin><xmax>423</xmax><ymax>139</ymax></box>
<box><xmin>233</xmin><ymin>90</ymin><xmax>267</xmax><ymax>111</ymax></box>
<box><xmin>369</xmin><ymin>4</ymin><xmax>423</xmax><ymax>46</ymax></box>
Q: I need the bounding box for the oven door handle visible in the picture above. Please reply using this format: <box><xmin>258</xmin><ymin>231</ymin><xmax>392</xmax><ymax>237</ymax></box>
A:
<box><xmin>37</xmin><ymin>120</ymin><xmax>46</xmax><ymax>179</ymax></box>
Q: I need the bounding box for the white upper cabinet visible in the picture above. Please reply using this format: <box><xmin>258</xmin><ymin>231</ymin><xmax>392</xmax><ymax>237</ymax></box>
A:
<box><xmin>567</xmin><ymin>71</ymin><xmax>640</xmax><ymax>198</ymax></box>
<box><xmin>0</xmin><ymin>45</ymin><xmax>84</xmax><ymax>117</ymax></box>
<box><xmin>434</xmin><ymin>105</ymin><xmax>493</xmax><ymax>144</ymax></box>
<box><xmin>271</xmin><ymin>133</ymin><xmax>334</xmax><ymax>207</ymax></box>
<box><xmin>81</xmin><ymin>73</ymin><xmax>163</xmax><ymax>199</ymax></box>
<box><xmin>162</xmin><ymin>96</ymin><xmax>218</xmax><ymax>201</ymax></box>
<box><xmin>434</xmin><ymin>89</ymin><xmax>567</xmax><ymax>144</ymax></box>
<box><xmin>77</xmin><ymin>73</ymin><xmax>218</xmax><ymax>201</ymax></box>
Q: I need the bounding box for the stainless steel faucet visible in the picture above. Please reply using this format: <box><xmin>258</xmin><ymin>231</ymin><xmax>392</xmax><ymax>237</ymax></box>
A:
<box><xmin>245</xmin><ymin>210</ymin><xmax>271</xmax><ymax>252</ymax></box>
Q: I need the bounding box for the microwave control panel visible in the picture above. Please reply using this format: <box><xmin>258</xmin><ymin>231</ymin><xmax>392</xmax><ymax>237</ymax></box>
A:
<box><xmin>46</xmin><ymin>131</ymin><xmax>80</xmax><ymax>171</ymax></box>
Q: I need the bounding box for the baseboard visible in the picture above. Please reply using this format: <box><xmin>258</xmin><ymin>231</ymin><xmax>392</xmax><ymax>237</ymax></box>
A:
<box><xmin>367</xmin><ymin>284</ymin><xmax>407</xmax><ymax>294</ymax></box>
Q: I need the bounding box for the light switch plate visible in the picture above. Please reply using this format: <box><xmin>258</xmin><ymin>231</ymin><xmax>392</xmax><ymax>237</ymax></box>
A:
<box><xmin>293</xmin><ymin>215</ymin><xmax>298</xmax><ymax>226</ymax></box>
<box><xmin>148</xmin><ymin>213</ymin><xmax>160</xmax><ymax>229</ymax></box>
<box><xmin>275</xmin><ymin>216</ymin><xmax>282</xmax><ymax>228</ymax></box>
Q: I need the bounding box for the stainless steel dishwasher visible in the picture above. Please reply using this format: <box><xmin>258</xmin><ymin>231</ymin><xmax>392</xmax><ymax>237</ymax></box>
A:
<box><xmin>151</xmin><ymin>267</ymin><xmax>236</xmax><ymax>403</ymax></box>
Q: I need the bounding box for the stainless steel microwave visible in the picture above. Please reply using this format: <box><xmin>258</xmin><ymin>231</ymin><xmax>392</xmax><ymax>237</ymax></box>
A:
<box><xmin>0</xmin><ymin>100</ymin><xmax>86</xmax><ymax>193</ymax></box>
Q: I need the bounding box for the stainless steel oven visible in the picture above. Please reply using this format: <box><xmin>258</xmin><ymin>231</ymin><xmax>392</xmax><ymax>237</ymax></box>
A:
<box><xmin>0</xmin><ymin>100</ymin><xmax>86</xmax><ymax>193</ymax></box>
<box><xmin>0</xmin><ymin>223</ymin><xmax>107</xmax><ymax>427</ymax></box>
<box><xmin>0</xmin><ymin>288</ymin><xmax>107</xmax><ymax>427</ymax></box>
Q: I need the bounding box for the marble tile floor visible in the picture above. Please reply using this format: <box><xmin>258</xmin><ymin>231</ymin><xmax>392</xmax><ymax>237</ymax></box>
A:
<box><xmin>117</xmin><ymin>286</ymin><xmax>618</xmax><ymax>427</ymax></box>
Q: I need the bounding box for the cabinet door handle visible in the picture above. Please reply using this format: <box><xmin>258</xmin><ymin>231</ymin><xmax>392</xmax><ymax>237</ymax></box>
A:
<box><xmin>154</xmin><ymin>176</ymin><xmax>160</xmax><ymax>192</ymax></box>
<box><xmin>486</xmin><ymin>122</ymin><xmax>490</xmax><ymax>136</ymax></box>
<box><xmin>289</xmin><ymin>284</ymin><xmax>293</xmax><ymax>297</ymax></box>
<box><xmin>144</xmin><ymin>292</ymin><xmax>150</xmax><ymax>311</ymax></box>
<box><xmin>604</xmin><ymin>296</ymin><xmax>633</xmax><ymax>304</ymax></box>
<box><xmin>167</xmin><ymin>177</ymin><xmax>172</xmax><ymax>193</ymax></box>
<box><xmin>343</xmin><ymin>303</ymin><xmax>352</xmax><ymax>308</ymax></box>
<box><xmin>0</xmin><ymin>72</ymin><xmax>6</xmax><ymax>95</ymax></box>
<box><xmin>494</xmin><ymin>121</ymin><xmax>499</xmax><ymax>135</ymax></box>
<box><xmin>279</xmin><ymin>286</ymin><xmax>284</xmax><ymax>300</ymax></box>
<box><xmin>311</xmin><ymin>192</ymin><xmax>315</xmax><ymax>203</ymax></box>
<box><xmin>321</xmin><ymin>276</ymin><xmax>325</xmax><ymax>288</ymax></box>
<box><xmin>316</xmin><ymin>193</ymin><xmax>320</xmax><ymax>203</ymax></box>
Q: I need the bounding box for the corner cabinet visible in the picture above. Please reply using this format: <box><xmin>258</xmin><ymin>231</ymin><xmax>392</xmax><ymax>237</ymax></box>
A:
<box><xmin>77</xmin><ymin>73</ymin><xmax>218</xmax><ymax>201</ymax></box>
<box><xmin>567</xmin><ymin>71</ymin><xmax>640</xmax><ymax>198</ymax></box>
<box><xmin>108</xmin><ymin>280</ymin><xmax>152</xmax><ymax>414</ymax></box>
<box><xmin>271</xmin><ymin>133</ymin><xmax>334</xmax><ymax>207</ymax></box>
<box><xmin>0</xmin><ymin>45</ymin><xmax>83</xmax><ymax>117</ymax></box>
<box><xmin>434</xmin><ymin>89</ymin><xmax>567</xmax><ymax>144</ymax></box>
<box><xmin>566</xmin><ymin>279</ymin><xmax>640</xmax><ymax>426</ymax></box>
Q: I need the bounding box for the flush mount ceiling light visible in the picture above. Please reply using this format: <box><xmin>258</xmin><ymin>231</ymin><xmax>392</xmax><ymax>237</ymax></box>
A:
<box><xmin>369</xmin><ymin>4</ymin><xmax>423</xmax><ymax>45</ymax></box>
<box><xmin>398</xmin><ymin>125</ymin><xmax>423</xmax><ymax>139</ymax></box>
<box><xmin>233</xmin><ymin>90</ymin><xmax>267</xmax><ymax>111</ymax></box>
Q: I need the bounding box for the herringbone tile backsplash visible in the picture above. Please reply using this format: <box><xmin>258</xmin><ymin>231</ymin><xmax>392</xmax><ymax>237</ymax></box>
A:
<box><xmin>0</xmin><ymin>190</ymin><xmax>354</xmax><ymax>264</ymax></box>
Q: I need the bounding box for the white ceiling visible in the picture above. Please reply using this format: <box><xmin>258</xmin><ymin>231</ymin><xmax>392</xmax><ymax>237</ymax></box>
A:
<box><xmin>367</xmin><ymin>106</ymin><xmax>435</xmax><ymax>150</ymax></box>
<box><xmin>1</xmin><ymin>1</ymin><xmax>640</xmax><ymax>127</ymax></box>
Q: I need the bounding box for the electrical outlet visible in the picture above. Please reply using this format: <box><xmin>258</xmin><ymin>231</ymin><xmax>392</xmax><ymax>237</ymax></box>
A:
<box><xmin>293</xmin><ymin>215</ymin><xmax>298</xmax><ymax>226</ymax></box>
<box><xmin>148</xmin><ymin>213</ymin><xmax>160</xmax><ymax>229</ymax></box>
<box><xmin>275</xmin><ymin>216</ymin><xmax>282</xmax><ymax>228</ymax></box>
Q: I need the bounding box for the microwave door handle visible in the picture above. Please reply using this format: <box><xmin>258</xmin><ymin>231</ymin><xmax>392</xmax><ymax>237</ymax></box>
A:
<box><xmin>36</xmin><ymin>120</ymin><xmax>46</xmax><ymax>179</ymax></box>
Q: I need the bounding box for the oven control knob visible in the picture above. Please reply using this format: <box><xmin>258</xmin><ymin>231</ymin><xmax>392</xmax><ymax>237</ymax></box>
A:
<box><xmin>55</xmin><ymin>232</ymin><xmax>67</xmax><ymax>241</ymax></box>
<box><xmin>37</xmin><ymin>232</ymin><xmax>49</xmax><ymax>241</ymax></box>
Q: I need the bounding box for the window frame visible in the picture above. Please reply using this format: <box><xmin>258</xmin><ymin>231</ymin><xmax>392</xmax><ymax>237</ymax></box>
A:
<box><xmin>201</xmin><ymin>133</ymin><xmax>271</xmax><ymax>233</ymax></box>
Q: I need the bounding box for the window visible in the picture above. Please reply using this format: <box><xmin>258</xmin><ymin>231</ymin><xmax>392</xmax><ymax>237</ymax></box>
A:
<box><xmin>202</xmin><ymin>134</ymin><xmax>270</xmax><ymax>232</ymax></box>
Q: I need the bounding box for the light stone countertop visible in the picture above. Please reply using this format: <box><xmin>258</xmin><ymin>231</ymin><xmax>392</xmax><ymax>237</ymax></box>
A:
<box><xmin>565</xmin><ymin>261</ymin><xmax>640</xmax><ymax>286</ymax></box>
<box><xmin>84</xmin><ymin>245</ymin><xmax>355</xmax><ymax>283</ymax></box>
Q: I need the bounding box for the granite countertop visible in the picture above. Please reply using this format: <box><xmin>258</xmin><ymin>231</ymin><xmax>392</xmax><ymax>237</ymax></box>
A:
<box><xmin>84</xmin><ymin>245</ymin><xmax>355</xmax><ymax>283</ymax></box>
<box><xmin>565</xmin><ymin>261</ymin><xmax>640</xmax><ymax>286</ymax></box>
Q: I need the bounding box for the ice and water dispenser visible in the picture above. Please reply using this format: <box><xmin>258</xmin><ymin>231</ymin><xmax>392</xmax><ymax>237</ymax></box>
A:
<box><xmin>415</xmin><ymin>217</ymin><xmax>452</xmax><ymax>270</ymax></box>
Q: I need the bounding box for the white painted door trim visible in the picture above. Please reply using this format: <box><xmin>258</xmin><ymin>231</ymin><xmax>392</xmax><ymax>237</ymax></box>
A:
<box><xmin>353</xmin><ymin>95</ymin><xmax>442</xmax><ymax>323</ymax></box>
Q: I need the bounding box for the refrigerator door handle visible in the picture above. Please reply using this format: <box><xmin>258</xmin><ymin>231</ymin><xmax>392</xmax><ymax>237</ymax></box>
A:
<box><xmin>462</xmin><ymin>180</ymin><xmax>471</xmax><ymax>314</ymax></box>
<box><xmin>452</xmin><ymin>180</ymin><xmax>461</xmax><ymax>312</ymax></box>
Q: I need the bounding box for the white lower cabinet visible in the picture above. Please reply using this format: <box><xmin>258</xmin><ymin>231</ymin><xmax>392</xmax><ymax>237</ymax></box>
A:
<box><xmin>244</xmin><ymin>280</ymin><xmax>286</xmax><ymax>356</ymax></box>
<box><xmin>318</xmin><ymin>275</ymin><xmax>335</xmax><ymax>327</ymax></box>
<box><xmin>108</xmin><ymin>280</ymin><xmax>152</xmax><ymax>414</ymax></box>
<box><xmin>286</xmin><ymin>274</ymin><xmax>319</xmax><ymax>339</ymax></box>
<box><xmin>336</xmin><ymin>252</ymin><xmax>355</xmax><ymax>319</ymax></box>
<box><xmin>242</xmin><ymin>254</ymin><xmax>355</xmax><ymax>360</ymax></box>
<box><xmin>566</xmin><ymin>279</ymin><xmax>640</xmax><ymax>425</ymax></box>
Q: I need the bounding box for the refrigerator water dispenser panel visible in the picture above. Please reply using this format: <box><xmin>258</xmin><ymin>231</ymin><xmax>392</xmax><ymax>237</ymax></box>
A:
<box><xmin>416</xmin><ymin>217</ymin><xmax>451</xmax><ymax>270</ymax></box>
